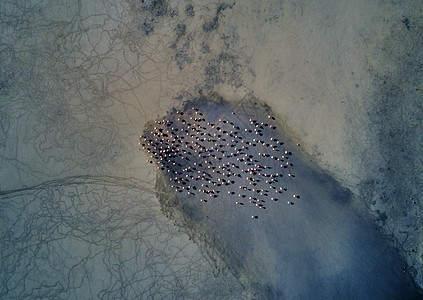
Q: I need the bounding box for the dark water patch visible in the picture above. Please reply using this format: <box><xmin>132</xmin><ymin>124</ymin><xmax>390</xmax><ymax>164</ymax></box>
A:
<box><xmin>142</xmin><ymin>93</ymin><xmax>422</xmax><ymax>298</ymax></box>
<box><xmin>175</xmin><ymin>50</ymin><xmax>192</xmax><ymax>70</ymax></box>
<box><xmin>175</xmin><ymin>23</ymin><xmax>186</xmax><ymax>38</ymax></box>
<box><xmin>129</xmin><ymin>0</ymin><xmax>170</xmax><ymax>36</ymax></box>
<box><xmin>185</xmin><ymin>4</ymin><xmax>194</xmax><ymax>17</ymax></box>
<box><xmin>203</xmin><ymin>16</ymin><xmax>219</xmax><ymax>33</ymax></box>
<box><xmin>140</xmin><ymin>0</ymin><xmax>168</xmax><ymax>17</ymax></box>
<box><xmin>201</xmin><ymin>2</ymin><xmax>236</xmax><ymax>33</ymax></box>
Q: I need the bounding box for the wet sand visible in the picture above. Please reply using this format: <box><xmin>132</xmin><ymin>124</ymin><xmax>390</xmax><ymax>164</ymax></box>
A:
<box><xmin>149</xmin><ymin>96</ymin><xmax>421</xmax><ymax>299</ymax></box>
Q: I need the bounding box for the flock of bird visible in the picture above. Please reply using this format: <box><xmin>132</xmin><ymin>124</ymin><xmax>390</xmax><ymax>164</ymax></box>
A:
<box><xmin>140</xmin><ymin>106</ymin><xmax>300</xmax><ymax>219</ymax></box>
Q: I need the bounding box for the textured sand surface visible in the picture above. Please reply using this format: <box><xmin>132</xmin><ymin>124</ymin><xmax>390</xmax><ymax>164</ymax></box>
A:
<box><xmin>0</xmin><ymin>0</ymin><xmax>422</xmax><ymax>298</ymax></box>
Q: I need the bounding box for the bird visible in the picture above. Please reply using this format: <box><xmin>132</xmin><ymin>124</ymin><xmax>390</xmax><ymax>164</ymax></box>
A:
<box><xmin>141</xmin><ymin>105</ymin><xmax>301</xmax><ymax>220</ymax></box>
